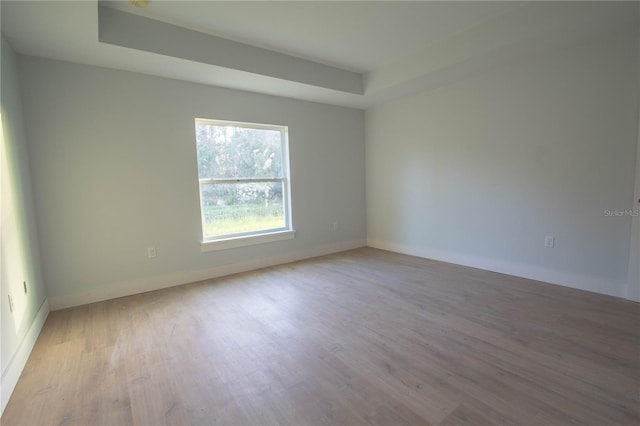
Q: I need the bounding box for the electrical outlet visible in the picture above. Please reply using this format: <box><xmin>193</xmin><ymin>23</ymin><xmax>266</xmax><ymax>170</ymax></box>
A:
<box><xmin>147</xmin><ymin>247</ymin><xmax>157</xmax><ymax>258</ymax></box>
<box><xmin>8</xmin><ymin>294</ymin><xmax>14</xmax><ymax>313</ymax></box>
<box><xmin>544</xmin><ymin>235</ymin><xmax>555</xmax><ymax>248</ymax></box>
<box><xmin>23</xmin><ymin>281</ymin><xmax>27</xmax><ymax>294</ymax></box>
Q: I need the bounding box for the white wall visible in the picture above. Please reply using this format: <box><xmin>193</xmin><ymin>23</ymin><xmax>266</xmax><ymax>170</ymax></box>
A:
<box><xmin>18</xmin><ymin>56</ymin><xmax>365</xmax><ymax>309</ymax></box>
<box><xmin>1</xmin><ymin>37</ymin><xmax>49</xmax><ymax>413</ymax></box>
<box><xmin>628</xmin><ymin>15</ymin><xmax>640</xmax><ymax>302</ymax></box>
<box><xmin>629</xmin><ymin>112</ymin><xmax>640</xmax><ymax>302</ymax></box>
<box><xmin>366</xmin><ymin>27</ymin><xmax>639</xmax><ymax>298</ymax></box>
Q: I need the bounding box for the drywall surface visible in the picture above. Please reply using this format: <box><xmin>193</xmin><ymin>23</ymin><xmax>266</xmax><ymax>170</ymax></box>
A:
<box><xmin>628</xmin><ymin>19</ymin><xmax>640</xmax><ymax>302</ymax></box>
<box><xmin>628</xmin><ymin>112</ymin><xmax>640</xmax><ymax>302</ymax></box>
<box><xmin>366</xmin><ymin>28</ymin><xmax>639</xmax><ymax>298</ymax></box>
<box><xmin>18</xmin><ymin>56</ymin><xmax>365</xmax><ymax>306</ymax></box>
<box><xmin>1</xmin><ymin>37</ymin><xmax>48</xmax><ymax>411</ymax></box>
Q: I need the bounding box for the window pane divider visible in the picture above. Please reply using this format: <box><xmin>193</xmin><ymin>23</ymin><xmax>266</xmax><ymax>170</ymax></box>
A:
<box><xmin>199</xmin><ymin>177</ymin><xmax>284</xmax><ymax>184</ymax></box>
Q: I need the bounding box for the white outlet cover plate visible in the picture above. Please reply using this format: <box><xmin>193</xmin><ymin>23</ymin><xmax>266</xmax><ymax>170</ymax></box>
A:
<box><xmin>544</xmin><ymin>236</ymin><xmax>555</xmax><ymax>248</ymax></box>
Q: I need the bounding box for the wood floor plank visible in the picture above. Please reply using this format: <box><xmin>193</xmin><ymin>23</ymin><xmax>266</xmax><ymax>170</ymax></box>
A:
<box><xmin>2</xmin><ymin>248</ymin><xmax>638</xmax><ymax>425</ymax></box>
<box><xmin>438</xmin><ymin>404</ymin><xmax>495</xmax><ymax>426</ymax></box>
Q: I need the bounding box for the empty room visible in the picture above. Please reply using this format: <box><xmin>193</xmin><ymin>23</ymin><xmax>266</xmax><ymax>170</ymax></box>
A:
<box><xmin>1</xmin><ymin>1</ymin><xmax>639</xmax><ymax>425</ymax></box>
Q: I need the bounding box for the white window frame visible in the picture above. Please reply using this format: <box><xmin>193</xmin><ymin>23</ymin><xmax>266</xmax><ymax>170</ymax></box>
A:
<box><xmin>195</xmin><ymin>118</ymin><xmax>294</xmax><ymax>251</ymax></box>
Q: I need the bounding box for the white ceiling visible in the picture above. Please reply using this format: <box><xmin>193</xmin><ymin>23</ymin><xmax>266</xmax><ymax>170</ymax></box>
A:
<box><xmin>1</xmin><ymin>1</ymin><xmax>638</xmax><ymax>109</ymax></box>
<box><xmin>100</xmin><ymin>0</ymin><xmax>523</xmax><ymax>73</ymax></box>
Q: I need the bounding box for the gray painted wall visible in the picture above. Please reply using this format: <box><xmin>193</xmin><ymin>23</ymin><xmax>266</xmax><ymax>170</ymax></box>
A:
<box><xmin>366</xmin><ymin>28</ymin><xmax>639</xmax><ymax>297</ymax></box>
<box><xmin>1</xmin><ymin>38</ymin><xmax>47</xmax><ymax>383</ymax></box>
<box><xmin>18</xmin><ymin>56</ymin><xmax>365</xmax><ymax>305</ymax></box>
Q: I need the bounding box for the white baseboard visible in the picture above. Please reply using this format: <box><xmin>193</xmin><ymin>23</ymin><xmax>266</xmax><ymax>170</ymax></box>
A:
<box><xmin>367</xmin><ymin>239</ymin><xmax>627</xmax><ymax>298</ymax></box>
<box><xmin>49</xmin><ymin>239</ymin><xmax>367</xmax><ymax>310</ymax></box>
<box><xmin>1</xmin><ymin>298</ymin><xmax>50</xmax><ymax>415</ymax></box>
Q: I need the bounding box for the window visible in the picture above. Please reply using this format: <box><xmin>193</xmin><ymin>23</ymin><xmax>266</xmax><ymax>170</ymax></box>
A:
<box><xmin>194</xmin><ymin>119</ymin><xmax>293</xmax><ymax>250</ymax></box>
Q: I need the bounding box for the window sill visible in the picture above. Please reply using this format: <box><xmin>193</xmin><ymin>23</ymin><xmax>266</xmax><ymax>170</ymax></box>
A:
<box><xmin>201</xmin><ymin>229</ymin><xmax>296</xmax><ymax>252</ymax></box>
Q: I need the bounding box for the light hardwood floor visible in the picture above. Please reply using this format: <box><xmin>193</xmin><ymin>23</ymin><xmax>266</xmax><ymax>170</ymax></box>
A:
<box><xmin>2</xmin><ymin>248</ymin><xmax>639</xmax><ymax>425</ymax></box>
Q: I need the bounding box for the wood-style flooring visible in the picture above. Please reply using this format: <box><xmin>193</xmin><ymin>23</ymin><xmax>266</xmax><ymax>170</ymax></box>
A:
<box><xmin>2</xmin><ymin>248</ymin><xmax>639</xmax><ymax>425</ymax></box>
